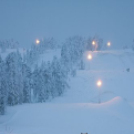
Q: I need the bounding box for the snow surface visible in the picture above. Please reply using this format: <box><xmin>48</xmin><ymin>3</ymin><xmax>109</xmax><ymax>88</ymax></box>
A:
<box><xmin>0</xmin><ymin>49</ymin><xmax>134</xmax><ymax>134</ymax></box>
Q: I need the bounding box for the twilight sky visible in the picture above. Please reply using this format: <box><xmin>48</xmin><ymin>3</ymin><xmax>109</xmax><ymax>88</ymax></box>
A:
<box><xmin>0</xmin><ymin>0</ymin><xmax>134</xmax><ymax>49</ymax></box>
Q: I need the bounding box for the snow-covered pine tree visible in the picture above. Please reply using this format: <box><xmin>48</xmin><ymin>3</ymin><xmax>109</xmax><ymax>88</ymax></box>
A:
<box><xmin>0</xmin><ymin>56</ymin><xmax>7</xmax><ymax>114</ymax></box>
<box><xmin>43</xmin><ymin>61</ymin><xmax>52</xmax><ymax>99</ymax></box>
<box><xmin>5</xmin><ymin>51</ymin><xmax>23</xmax><ymax>105</ymax></box>
<box><xmin>22</xmin><ymin>63</ymin><xmax>32</xmax><ymax>103</ymax></box>
<box><xmin>61</xmin><ymin>36</ymin><xmax>85</xmax><ymax>71</ymax></box>
<box><xmin>0</xmin><ymin>41</ymin><xmax>6</xmax><ymax>53</ymax></box>
<box><xmin>37</xmin><ymin>62</ymin><xmax>49</xmax><ymax>102</ymax></box>
<box><xmin>51</xmin><ymin>56</ymin><xmax>69</xmax><ymax>97</ymax></box>
<box><xmin>48</xmin><ymin>37</ymin><xmax>57</xmax><ymax>50</ymax></box>
<box><xmin>86</xmin><ymin>36</ymin><xmax>103</xmax><ymax>51</ymax></box>
<box><xmin>0</xmin><ymin>39</ymin><xmax>19</xmax><ymax>53</ymax></box>
<box><xmin>24</xmin><ymin>48</ymin><xmax>39</xmax><ymax>66</ymax></box>
<box><xmin>6</xmin><ymin>52</ymin><xmax>16</xmax><ymax>105</ymax></box>
<box><xmin>32</xmin><ymin>64</ymin><xmax>40</xmax><ymax>102</ymax></box>
<box><xmin>15</xmin><ymin>50</ymin><xmax>23</xmax><ymax>104</ymax></box>
<box><xmin>39</xmin><ymin>38</ymin><xmax>57</xmax><ymax>51</ymax></box>
<box><xmin>35</xmin><ymin>66</ymin><xmax>46</xmax><ymax>102</ymax></box>
<box><xmin>61</xmin><ymin>43</ymin><xmax>71</xmax><ymax>72</ymax></box>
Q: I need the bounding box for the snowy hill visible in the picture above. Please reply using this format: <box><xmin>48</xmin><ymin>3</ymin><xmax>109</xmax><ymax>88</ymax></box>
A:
<box><xmin>84</xmin><ymin>50</ymin><xmax>134</xmax><ymax>71</ymax></box>
<box><xmin>0</xmin><ymin>49</ymin><xmax>134</xmax><ymax>134</ymax></box>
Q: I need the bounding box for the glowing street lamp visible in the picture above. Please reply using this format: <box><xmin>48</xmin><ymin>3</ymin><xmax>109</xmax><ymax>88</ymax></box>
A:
<box><xmin>36</xmin><ymin>39</ymin><xmax>40</xmax><ymax>44</ymax></box>
<box><xmin>96</xmin><ymin>80</ymin><xmax>102</xmax><ymax>103</ymax></box>
<box><xmin>87</xmin><ymin>54</ymin><xmax>92</xmax><ymax>60</ymax></box>
<box><xmin>97</xmin><ymin>80</ymin><xmax>102</xmax><ymax>87</ymax></box>
<box><xmin>107</xmin><ymin>42</ymin><xmax>111</xmax><ymax>47</ymax></box>
<box><xmin>92</xmin><ymin>41</ymin><xmax>96</xmax><ymax>45</ymax></box>
<box><xmin>87</xmin><ymin>54</ymin><xmax>92</xmax><ymax>69</ymax></box>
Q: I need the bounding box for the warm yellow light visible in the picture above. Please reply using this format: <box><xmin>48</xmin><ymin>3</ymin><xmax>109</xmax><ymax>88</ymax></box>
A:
<box><xmin>107</xmin><ymin>42</ymin><xmax>111</xmax><ymax>46</ymax></box>
<box><xmin>87</xmin><ymin>54</ymin><xmax>92</xmax><ymax>60</ymax></box>
<box><xmin>36</xmin><ymin>39</ymin><xmax>40</xmax><ymax>44</ymax></box>
<box><xmin>92</xmin><ymin>41</ymin><xmax>96</xmax><ymax>45</ymax></box>
<box><xmin>97</xmin><ymin>80</ymin><xmax>102</xmax><ymax>87</ymax></box>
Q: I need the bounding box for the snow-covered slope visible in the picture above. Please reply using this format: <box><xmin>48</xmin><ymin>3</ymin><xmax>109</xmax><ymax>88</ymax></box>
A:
<box><xmin>0</xmin><ymin>49</ymin><xmax>134</xmax><ymax>134</ymax></box>
<box><xmin>84</xmin><ymin>50</ymin><xmax>134</xmax><ymax>71</ymax></box>
<box><xmin>0</xmin><ymin>97</ymin><xmax>134</xmax><ymax>134</ymax></box>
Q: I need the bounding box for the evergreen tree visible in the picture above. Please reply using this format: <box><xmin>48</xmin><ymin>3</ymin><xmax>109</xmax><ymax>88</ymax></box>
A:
<box><xmin>61</xmin><ymin>36</ymin><xmax>85</xmax><ymax>71</ymax></box>
<box><xmin>0</xmin><ymin>56</ymin><xmax>7</xmax><ymax>114</ymax></box>
<box><xmin>6</xmin><ymin>52</ymin><xmax>23</xmax><ymax>105</ymax></box>
<box><xmin>22</xmin><ymin>63</ymin><xmax>31</xmax><ymax>103</ymax></box>
<box><xmin>42</xmin><ymin>61</ymin><xmax>52</xmax><ymax>100</ymax></box>
<box><xmin>86</xmin><ymin>36</ymin><xmax>103</xmax><ymax>51</ymax></box>
<box><xmin>51</xmin><ymin>56</ymin><xmax>69</xmax><ymax>97</ymax></box>
<box><xmin>38</xmin><ymin>62</ymin><xmax>49</xmax><ymax>102</ymax></box>
<box><xmin>32</xmin><ymin>65</ymin><xmax>40</xmax><ymax>102</ymax></box>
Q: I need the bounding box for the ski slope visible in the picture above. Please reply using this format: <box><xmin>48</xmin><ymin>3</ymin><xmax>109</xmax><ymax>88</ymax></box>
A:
<box><xmin>0</xmin><ymin>49</ymin><xmax>134</xmax><ymax>134</ymax></box>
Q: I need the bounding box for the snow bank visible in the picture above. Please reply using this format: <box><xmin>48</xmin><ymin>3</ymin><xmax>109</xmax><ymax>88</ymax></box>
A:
<box><xmin>0</xmin><ymin>96</ymin><xmax>134</xmax><ymax>134</ymax></box>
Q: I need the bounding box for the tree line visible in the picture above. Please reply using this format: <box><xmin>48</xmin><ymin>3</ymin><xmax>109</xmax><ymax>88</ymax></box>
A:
<box><xmin>0</xmin><ymin>51</ymin><xmax>68</xmax><ymax>115</ymax></box>
<box><xmin>0</xmin><ymin>35</ymin><xmax>103</xmax><ymax>115</ymax></box>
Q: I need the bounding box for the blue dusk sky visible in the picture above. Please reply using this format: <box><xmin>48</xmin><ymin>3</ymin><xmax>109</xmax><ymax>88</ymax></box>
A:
<box><xmin>0</xmin><ymin>0</ymin><xmax>134</xmax><ymax>48</ymax></box>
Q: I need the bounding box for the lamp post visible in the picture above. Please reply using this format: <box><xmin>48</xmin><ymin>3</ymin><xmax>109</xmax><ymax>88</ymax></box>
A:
<box><xmin>97</xmin><ymin>80</ymin><xmax>102</xmax><ymax>103</ymax></box>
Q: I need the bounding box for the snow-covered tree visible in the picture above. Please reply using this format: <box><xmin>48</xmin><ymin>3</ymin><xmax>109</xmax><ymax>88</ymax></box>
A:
<box><xmin>61</xmin><ymin>36</ymin><xmax>85</xmax><ymax>71</ymax></box>
<box><xmin>37</xmin><ymin>37</ymin><xmax>57</xmax><ymax>52</ymax></box>
<box><xmin>32</xmin><ymin>62</ymin><xmax>53</xmax><ymax>102</ymax></box>
<box><xmin>0</xmin><ymin>39</ymin><xmax>19</xmax><ymax>53</ymax></box>
<box><xmin>42</xmin><ymin>61</ymin><xmax>52</xmax><ymax>100</ymax></box>
<box><xmin>86</xmin><ymin>36</ymin><xmax>103</xmax><ymax>51</ymax></box>
<box><xmin>32</xmin><ymin>64</ymin><xmax>40</xmax><ymax>102</ymax></box>
<box><xmin>51</xmin><ymin>56</ymin><xmax>69</xmax><ymax>97</ymax></box>
<box><xmin>22</xmin><ymin>63</ymin><xmax>32</xmax><ymax>103</ymax></box>
<box><xmin>0</xmin><ymin>39</ymin><xmax>70</xmax><ymax>112</ymax></box>
<box><xmin>23</xmin><ymin>49</ymin><xmax>39</xmax><ymax>66</ymax></box>
<box><xmin>37</xmin><ymin>62</ymin><xmax>50</xmax><ymax>102</ymax></box>
<box><xmin>6</xmin><ymin>52</ymin><xmax>23</xmax><ymax>105</ymax></box>
<box><xmin>0</xmin><ymin>56</ymin><xmax>7</xmax><ymax>114</ymax></box>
